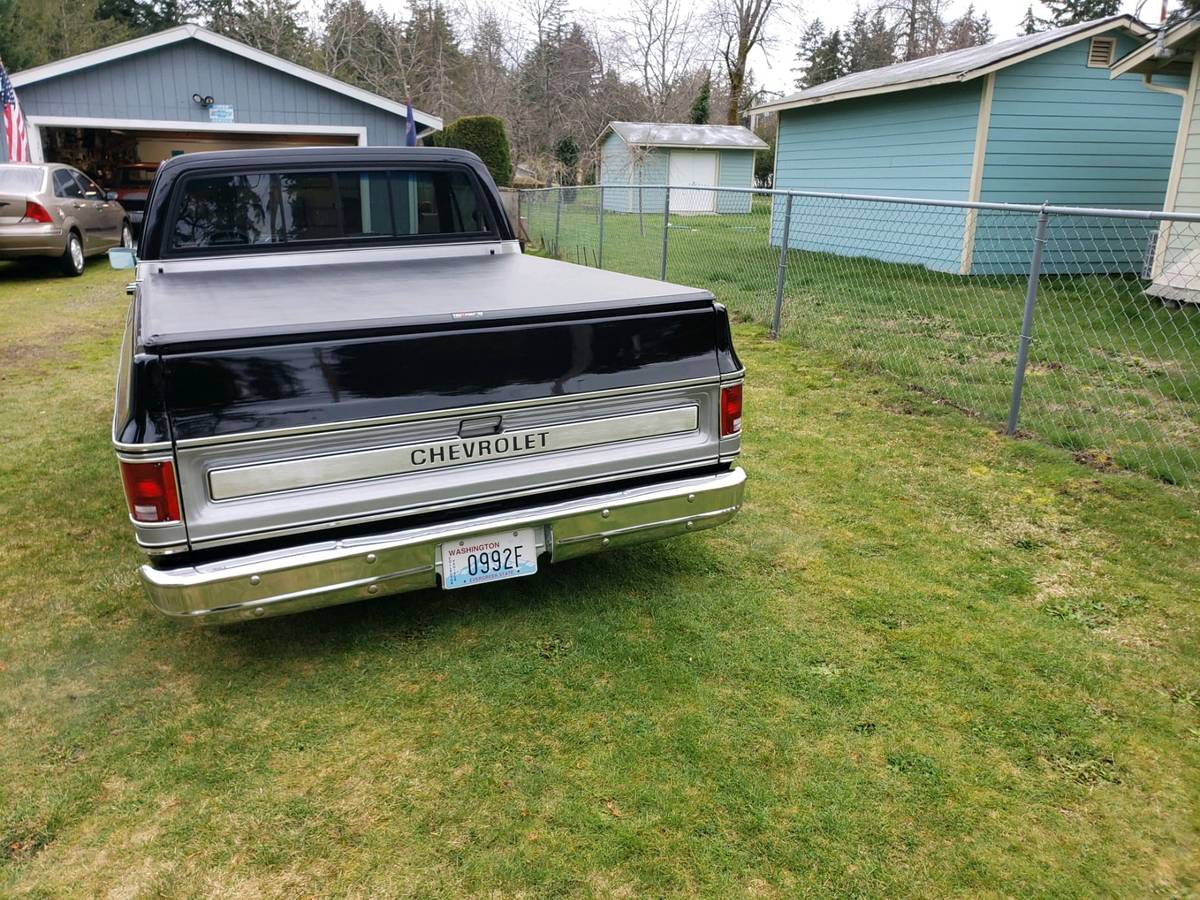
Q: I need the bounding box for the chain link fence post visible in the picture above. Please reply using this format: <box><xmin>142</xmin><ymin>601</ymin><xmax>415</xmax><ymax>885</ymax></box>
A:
<box><xmin>1006</xmin><ymin>207</ymin><xmax>1049</xmax><ymax>436</ymax></box>
<box><xmin>553</xmin><ymin>188</ymin><xmax>563</xmax><ymax>258</ymax></box>
<box><xmin>771</xmin><ymin>192</ymin><xmax>794</xmax><ymax>339</ymax></box>
<box><xmin>660</xmin><ymin>187</ymin><xmax>670</xmax><ymax>281</ymax></box>
<box><xmin>598</xmin><ymin>185</ymin><xmax>605</xmax><ymax>269</ymax></box>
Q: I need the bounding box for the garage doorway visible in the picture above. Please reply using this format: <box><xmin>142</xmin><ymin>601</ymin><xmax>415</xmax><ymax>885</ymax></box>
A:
<box><xmin>34</xmin><ymin>123</ymin><xmax>363</xmax><ymax>189</ymax></box>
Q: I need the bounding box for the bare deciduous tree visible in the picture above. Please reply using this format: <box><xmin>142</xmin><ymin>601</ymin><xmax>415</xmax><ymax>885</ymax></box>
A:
<box><xmin>626</xmin><ymin>0</ymin><xmax>699</xmax><ymax>120</ymax></box>
<box><xmin>710</xmin><ymin>0</ymin><xmax>781</xmax><ymax>125</ymax></box>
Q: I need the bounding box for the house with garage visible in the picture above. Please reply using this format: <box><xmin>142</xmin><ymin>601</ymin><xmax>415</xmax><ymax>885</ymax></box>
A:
<box><xmin>596</xmin><ymin>122</ymin><xmax>768</xmax><ymax>214</ymax></box>
<box><xmin>2</xmin><ymin>24</ymin><xmax>440</xmax><ymax>178</ymax></box>
<box><xmin>750</xmin><ymin>15</ymin><xmax>1185</xmax><ymax>275</ymax></box>
<box><xmin>1111</xmin><ymin>14</ymin><xmax>1200</xmax><ymax>303</ymax></box>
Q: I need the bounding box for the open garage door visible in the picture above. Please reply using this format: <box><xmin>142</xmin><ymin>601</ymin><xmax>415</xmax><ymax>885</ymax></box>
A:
<box><xmin>31</xmin><ymin>121</ymin><xmax>365</xmax><ymax>232</ymax></box>
<box><xmin>35</xmin><ymin>123</ymin><xmax>362</xmax><ymax>185</ymax></box>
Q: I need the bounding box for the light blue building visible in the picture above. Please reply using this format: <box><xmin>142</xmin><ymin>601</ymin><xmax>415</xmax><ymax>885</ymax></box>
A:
<box><xmin>3</xmin><ymin>24</ymin><xmax>440</xmax><ymax>165</ymax></box>
<box><xmin>597</xmin><ymin>122</ymin><xmax>767</xmax><ymax>215</ymax></box>
<box><xmin>751</xmin><ymin>15</ymin><xmax>1186</xmax><ymax>275</ymax></box>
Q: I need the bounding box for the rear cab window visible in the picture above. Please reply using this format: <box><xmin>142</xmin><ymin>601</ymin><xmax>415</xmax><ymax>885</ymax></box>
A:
<box><xmin>166</xmin><ymin>166</ymin><xmax>495</xmax><ymax>255</ymax></box>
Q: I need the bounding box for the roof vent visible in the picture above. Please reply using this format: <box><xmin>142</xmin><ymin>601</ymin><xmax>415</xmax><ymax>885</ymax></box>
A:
<box><xmin>1088</xmin><ymin>36</ymin><xmax>1116</xmax><ymax>68</ymax></box>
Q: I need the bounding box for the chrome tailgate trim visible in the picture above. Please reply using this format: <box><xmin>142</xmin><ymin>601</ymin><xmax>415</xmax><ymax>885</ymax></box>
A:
<box><xmin>209</xmin><ymin>406</ymin><xmax>698</xmax><ymax>500</ymax></box>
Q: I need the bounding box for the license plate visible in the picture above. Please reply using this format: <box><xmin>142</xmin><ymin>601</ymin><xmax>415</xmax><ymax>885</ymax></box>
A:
<box><xmin>440</xmin><ymin>528</ymin><xmax>538</xmax><ymax>590</ymax></box>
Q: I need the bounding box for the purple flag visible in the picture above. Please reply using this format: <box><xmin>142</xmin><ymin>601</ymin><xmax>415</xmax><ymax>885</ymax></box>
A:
<box><xmin>405</xmin><ymin>98</ymin><xmax>417</xmax><ymax>146</ymax></box>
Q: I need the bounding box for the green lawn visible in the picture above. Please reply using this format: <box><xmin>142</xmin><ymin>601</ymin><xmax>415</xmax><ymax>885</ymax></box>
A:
<box><xmin>524</xmin><ymin>192</ymin><xmax>1200</xmax><ymax>490</ymax></box>
<box><xmin>1</xmin><ymin>261</ymin><xmax>1198</xmax><ymax>896</ymax></box>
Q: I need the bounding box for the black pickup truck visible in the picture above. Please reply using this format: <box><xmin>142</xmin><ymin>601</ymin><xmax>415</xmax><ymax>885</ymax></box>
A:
<box><xmin>112</xmin><ymin>147</ymin><xmax>745</xmax><ymax>624</ymax></box>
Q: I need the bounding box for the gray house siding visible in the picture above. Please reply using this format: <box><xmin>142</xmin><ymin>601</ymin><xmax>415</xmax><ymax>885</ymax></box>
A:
<box><xmin>14</xmin><ymin>39</ymin><xmax>409</xmax><ymax>146</ymax></box>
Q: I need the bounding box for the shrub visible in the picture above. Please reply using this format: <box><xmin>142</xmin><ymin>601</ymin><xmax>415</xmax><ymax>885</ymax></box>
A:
<box><xmin>428</xmin><ymin>115</ymin><xmax>514</xmax><ymax>187</ymax></box>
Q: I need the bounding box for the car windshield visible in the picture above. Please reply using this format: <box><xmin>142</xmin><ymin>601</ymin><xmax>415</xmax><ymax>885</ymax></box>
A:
<box><xmin>168</xmin><ymin>167</ymin><xmax>493</xmax><ymax>253</ymax></box>
<box><xmin>118</xmin><ymin>167</ymin><xmax>157</xmax><ymax>186</ymax></box>
<box><xmin>0</xmin><ymin>166</ymin><xmax>44</xmax><ymax>194</ymax></box>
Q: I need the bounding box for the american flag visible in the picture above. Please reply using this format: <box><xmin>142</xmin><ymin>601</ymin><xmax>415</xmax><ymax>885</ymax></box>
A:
<box><xmin>1</xmin><ymin>58</ymin><xmax>30</xmax><ymax>163</ymax></box>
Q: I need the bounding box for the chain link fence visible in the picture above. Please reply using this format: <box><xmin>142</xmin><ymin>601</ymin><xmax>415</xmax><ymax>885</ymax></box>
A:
<box><xmin>517</xmin><ymin>184</ymin><xmax>1200</xmax><ymax>493</ymax></box>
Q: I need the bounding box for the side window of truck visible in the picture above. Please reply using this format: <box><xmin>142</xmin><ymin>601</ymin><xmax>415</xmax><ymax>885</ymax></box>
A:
<box><xmin>168</xmin><ymin>168</ymin><xmax>493</xmax><ymax>253</ymax></box>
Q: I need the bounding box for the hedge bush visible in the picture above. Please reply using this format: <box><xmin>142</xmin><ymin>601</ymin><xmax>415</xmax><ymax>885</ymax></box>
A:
<box><xmin>427</xmin><ymin>116</ymin><xmax>513</xmax><ymax>187</ymax></box>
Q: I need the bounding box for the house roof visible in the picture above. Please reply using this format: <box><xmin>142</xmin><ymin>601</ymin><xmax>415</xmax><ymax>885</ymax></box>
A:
<box><xmin>1110</xmin><ymin>14</ymin><xmax>1200</xmax><ymax>78</ymax></box>
<box><xmin>600</xmin><ymin>122</ymin><xmax>768</xmax><ymax>150</ymax></box>
<box><xmin>751</xmin><ymin>15</ymin><xmax>1151</xmax><ymax>116</ymax></box>
<box><xmin>10</xmin><ymin>24</ymin><xmax>442</xmax><ymax>132</ymax></box>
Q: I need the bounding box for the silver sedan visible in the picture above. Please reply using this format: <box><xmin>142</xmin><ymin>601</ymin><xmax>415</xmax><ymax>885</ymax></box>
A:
<box><xmin>0</xmin><ymin>163</ymin><xmax>133</xmax><ymax>276</ymax></box>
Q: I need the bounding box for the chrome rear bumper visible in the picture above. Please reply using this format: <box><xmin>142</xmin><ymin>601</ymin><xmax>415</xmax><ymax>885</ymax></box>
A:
<box><xmin>141</xmin><ymin>468</ymin><xmax>746</xmax><ymax>625</ymax></box>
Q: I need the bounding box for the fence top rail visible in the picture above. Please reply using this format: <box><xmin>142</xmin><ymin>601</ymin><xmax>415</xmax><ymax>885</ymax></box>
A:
<box><xmin>517</xmin><ymin>184</ymin><xmax>1200</xmax><ymax>224</ymax></box>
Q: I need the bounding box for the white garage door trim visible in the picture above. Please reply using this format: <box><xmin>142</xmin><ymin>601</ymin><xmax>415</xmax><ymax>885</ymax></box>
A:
<box><xmin>668</xmin><ymin>150</ymin><xmax>717</xmax><ymax>214</ymax></box>
<box><xmin>24</xmin><ymin>115</ymin><xmax>368</xmax><ymax>164</ymax></box>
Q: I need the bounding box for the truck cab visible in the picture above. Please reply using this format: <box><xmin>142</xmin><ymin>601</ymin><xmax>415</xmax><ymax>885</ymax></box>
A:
<box><xmin>113</xmin><ymin>146</ymin><xmax>745</xmax><ymax>624</ymax></box>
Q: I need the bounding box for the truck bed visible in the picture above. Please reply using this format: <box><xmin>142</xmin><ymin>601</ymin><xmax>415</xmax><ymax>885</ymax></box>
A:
<box><xmin>139</xmin><ymin>252</ymin><xmax>713</xmax><ymax>352</ymax></box>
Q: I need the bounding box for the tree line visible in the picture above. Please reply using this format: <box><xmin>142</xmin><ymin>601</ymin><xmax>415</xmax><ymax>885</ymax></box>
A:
<box><xmin>794</xmin><ymin>2</ymin><xmax>995</xmax><ymax>90</ymax></box>
<box><xmin>0</xmin><ymin>0</ymin><xmax>785</xmax><ymax>181</ymax></box>
<box><xmin>795</xmin><ymin>0</ymin><xmax>1200</xmax><ymax>91</ymax></box>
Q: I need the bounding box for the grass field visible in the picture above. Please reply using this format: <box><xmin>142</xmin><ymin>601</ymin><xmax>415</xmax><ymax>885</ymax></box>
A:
<box><xmin>524</xmin><ymin>191</ymin><xmax>1200</xmax><ymax>490</ymax></box>
<box><xmin>1</xmin><ymin>261</ymin><xmax>1199</xmax><ymax>896</ymax></box>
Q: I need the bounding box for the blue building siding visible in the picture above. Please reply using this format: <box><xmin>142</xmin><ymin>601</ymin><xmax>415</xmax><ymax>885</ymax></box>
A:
<box><xmin>971</xmin><ymin>32</ymin><xmax>1185</xmax><ymax>274</ymax></box>
<box><xmin>772</xmin><ymin>80</ymin><xmax>981</xmax><ymax>273</ymax></box>
<box><xmin>716</xmin><ymin>149</ymin><xmax>754</xmax><ymax>212</ymax></box>
<box><xmin>600</xmin><ymin>132</ymin><xmax>668</xmax><ymax>213</ymax></box>
<box><xmin>771</xmin><ymin>29</ymin><xmax>1186</xmax><ymax>276</ymax></box>
<box><xmin>6</xmin><ymin>38</ymin><xmax>412</xmax><ymax>161</ymax></box>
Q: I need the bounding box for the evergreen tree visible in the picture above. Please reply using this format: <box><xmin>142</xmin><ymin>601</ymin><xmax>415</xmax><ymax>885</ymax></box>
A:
<box><xmin>1019</xmin><ymin>6</ymin><xmax>1039</xmax><ymax>35</ymax></box>
<box><xmin>805</xmin><ymin>30</ymin><xmax>846</xmax><ymax>88</ymax></box>
<box><xmin>845</xmin><ymin>7</ymin><xmax>896</xmax><ymax>74</ymax></box>
<box><xmin>793</xmin><ymin>19</ymin><xmax>826</xmax><ymax>89</ymax></box>
<box><xmin>554</xmin><ymin>136</ymin><xmax>580</xmax><ymax>185</ymax></box>
<box><xmin>689</xmin><ymin>75</ymin><xmax>711</xmax><ymax>125</ymax></box>
<box><xmin>944</xmin><ymin>4</ymin><xmax>993</xmax><ymax>51</ymax></box>
<box><xmin>97</xmin><ymin>0</ymin><xmax>194</xmax><ymax>33</ymax></box>
<box><xmin>1039</xmin><ymin>0</ymin><xmax>1120</xmax><ymax>28</ymax></box>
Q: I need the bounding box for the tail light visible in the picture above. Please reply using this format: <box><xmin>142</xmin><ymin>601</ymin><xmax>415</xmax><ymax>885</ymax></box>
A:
<box><xmin>21</xmin><ymin>201</ymin><xmax>53</xmax><ymax>224</ymax></box>
<box><xmin>119</xmin><ymin>460</ymin><xmax>181</xmax><ymax>524</ymax></box>
<box><xmin>720</xmin><ymin>383</ymin><xmax>743</xmax><ymax>436</ymax></box>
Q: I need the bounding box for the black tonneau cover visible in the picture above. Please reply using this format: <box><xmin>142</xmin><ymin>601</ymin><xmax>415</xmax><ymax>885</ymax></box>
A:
<box><xmin>140</xmin><ymin>253</ymin><xmax>714</xmax><ymax>353</ymax></box>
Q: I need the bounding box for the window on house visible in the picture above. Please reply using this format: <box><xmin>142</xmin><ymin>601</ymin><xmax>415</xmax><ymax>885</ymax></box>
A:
<box><xmin>1088</xmin><ymin>37</ymin><xmax>1116</xmax><ymax>68</ymax></box>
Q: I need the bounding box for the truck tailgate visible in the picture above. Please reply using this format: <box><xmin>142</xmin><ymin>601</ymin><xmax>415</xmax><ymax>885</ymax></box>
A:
<box><xmin>150</xmin><ymin>255</ymin><xmax>735</xmax><ymax>551</ymax></box>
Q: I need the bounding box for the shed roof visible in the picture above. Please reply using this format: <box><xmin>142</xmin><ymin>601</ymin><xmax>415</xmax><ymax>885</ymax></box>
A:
<box><xmin>601</xmin><ymin>122</ymin><xmax>768</xmax><ymax>150</ymax></box>
<box><xmin>751</xmin><ymin>15</ymin><xmax>1151</xmax><ymax>115</ymax></box>
<box><xmin>11</xmin><ymin>24</ymin><xmax>441</xmax><ymax>132</ymax></box>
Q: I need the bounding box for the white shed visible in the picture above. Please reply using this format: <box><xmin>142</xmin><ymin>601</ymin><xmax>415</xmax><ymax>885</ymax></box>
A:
<box><xmin>596</xmin><ymin>122</ymin><xmax>767</xmax><ymax>214</ymax></box>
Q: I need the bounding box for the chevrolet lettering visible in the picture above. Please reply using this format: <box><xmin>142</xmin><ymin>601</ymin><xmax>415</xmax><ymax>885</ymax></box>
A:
<box><xmin>112</xmin><ymin>146</ymin><xmax>746</xmax><ymax>624</ymax></box>
<box><xmin>410</xmin><ymin>431</ymin><xmax>550</xmax><ymax>467</ymax></box>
